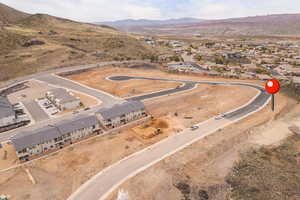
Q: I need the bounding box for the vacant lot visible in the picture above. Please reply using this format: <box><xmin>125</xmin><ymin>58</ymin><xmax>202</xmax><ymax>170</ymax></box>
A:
<box><xmin>65</xmin><ymin>66</ymin><xmax>258</xmax><ymax>128</ymax></box>
<box><xmin>64</xmin><ymin>67</ymin><xmax>182</xmax><ymax>98</ymax></box>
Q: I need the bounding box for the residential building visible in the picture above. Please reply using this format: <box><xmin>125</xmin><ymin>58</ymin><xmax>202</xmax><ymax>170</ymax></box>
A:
<box><xmin>167</xmin><ymin>62</ymin><xmax>207</xmax><ymax>72</ymax></box>
<box><xmin>96</xmin><ymin>101</ymin><xmax>147</xmax><ymax>129</ymax></box>
<box><xmin>0</xmin><ymin>96</ymin><xmax>16</xmax><ymax>128</ymax></box>
<box><xmin>11</xmin><ymin>115</ymin><xmax>102</xmax><ymax>161</ymax></box>
<box><xmin>46</xmin><ymin>88</ymin><xmax>81</xmax><ymax>111</ymax></box>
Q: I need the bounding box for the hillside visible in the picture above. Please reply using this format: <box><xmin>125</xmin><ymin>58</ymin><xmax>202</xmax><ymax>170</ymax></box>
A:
<box><xmin>96</xmin><ymin>18</ymin><xmax>205</xmax><ymax>31</ymax></box>
<box><xmin>121</xmin><ymin>14</ymin><xmax>300</xmax><ymax>36</ymax></box>
<box><xmin>0</xmin><ymin>4</ymin><xmax>156</xmax><ymax>82</ymax></box>
<box><xmin>0</xmin><ymin>3</ymin><xmax>29</xmax><ymax>24</ymax></box>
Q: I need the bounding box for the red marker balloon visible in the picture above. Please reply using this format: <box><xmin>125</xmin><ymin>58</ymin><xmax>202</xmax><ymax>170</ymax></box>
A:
<box><xmin>265</xmin><ymin>79</ymin><xmax>280</xmax><ymax>94</ymax></box>
<box><xmin>265</xmin><ymin>79</ymin><xmax>280</xmax><ymax>111</ymax></box>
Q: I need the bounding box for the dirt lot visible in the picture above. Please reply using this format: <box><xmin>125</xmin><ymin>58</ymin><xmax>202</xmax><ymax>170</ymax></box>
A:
<box><xmin>65</xmin><ymin>66</ymin><xmax>258</xmax><ymax>128</ymax></box>
<box><xmin>0</xmin><ymin>68</ymin><xmax>259</xmax><ymax>200</ymax></box>
<box><xmin>64</xmin><ymin>65</ymin><xmax>263</xmax><ymax>98</ymax></box>
<box><xmin>108</xmin><ymin>92</ymin><xmax>294</xmax><ymax>200</ymax></box>
<box><xmin>0</xmin><ymin>143</ymin><xmax>18</xmax><ymax>170</ymax></box>
<box><xmin>145</xmin><ymin>84</ymin><xmax>257</xmax><ymax>128</ymax></box>
<box><xmin>64</xmin><ymin>67</ymin><xmax>182</xmax><ymax>98</ymax></box>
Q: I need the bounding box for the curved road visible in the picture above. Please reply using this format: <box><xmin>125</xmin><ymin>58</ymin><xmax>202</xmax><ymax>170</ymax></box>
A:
<box><xmin>67</xmin><ymin>75</ymin><xmax>271</xmax><ymax>200</ymax></box>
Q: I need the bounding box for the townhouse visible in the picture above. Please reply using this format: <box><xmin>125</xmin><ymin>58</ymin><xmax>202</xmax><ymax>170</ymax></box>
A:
<box><xmin>46</xmin><ymin>88</ymin><xmax>81</xmax><ymax>111</ymax></box>
<box><xmin>96</xmin><ymin>101</ymin><xmax>147</xmax><ymax>129</ymax></box>
<box><xmin>11</xmin><ymin>115</ymin><xmax>102</xmax><ymax>161</ymax></box>
<box><xmin>0</xmin><ymin>95</ymin><xmax>16</xmax><ymax>128</ymax></box>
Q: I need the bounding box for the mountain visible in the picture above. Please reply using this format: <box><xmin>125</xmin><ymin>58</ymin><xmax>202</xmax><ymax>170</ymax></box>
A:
<box><xmin>0</xmin><ymin>3</ymin><xmax>156</xmax><ymax>82</ymax></box>
<box><xmin>0</xmin><ymin>3</ymin><xmax>29</xmax><ymax>24</ymax></box>
<box><xmin>96</xmin><ymin>18</ymin><xmax>205</xmax><ymax>31</ymax></box>
<box><xmin>113</xmin><ymin>14</ymin><xmax>300</xmax><ymax>36</ymax></box>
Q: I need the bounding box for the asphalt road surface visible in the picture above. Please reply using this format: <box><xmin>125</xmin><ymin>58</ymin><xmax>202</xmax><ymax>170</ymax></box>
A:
<box><xmin>36</xmin><ymin>74</ymin><xmax>122</xmax><ymax>107</ymax></box>
<box><xmin>68</xmin><ymin>75</ymin><xmax>271</xmax><ymax>200</ymax></box>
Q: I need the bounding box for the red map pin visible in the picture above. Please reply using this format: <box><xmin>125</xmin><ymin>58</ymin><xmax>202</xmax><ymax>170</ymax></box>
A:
<box><xmin>265</xmin><ymin>79</ymin><xmax>280</xmax><ymax>111</ymax></box>
<box><xmin>265</xmin><ymin>79</ymin><xmax>280</xmax><ymax>94</ymax></box>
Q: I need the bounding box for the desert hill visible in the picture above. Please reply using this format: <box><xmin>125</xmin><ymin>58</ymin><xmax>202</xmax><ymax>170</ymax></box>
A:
<box><xmin>0</xmin><ymin>3</ymin><xmax>29</xmax><ymax>24</ymax></box>
<box><xmin>0</xmin><ymin>3</ymin><xmax>156</xmax><ymax>82</ymax></box>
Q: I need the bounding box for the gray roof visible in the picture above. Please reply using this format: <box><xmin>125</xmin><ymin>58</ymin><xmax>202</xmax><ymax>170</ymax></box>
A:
<box><xmin>47</xmin><ymin>88</ymin><xmax>79</xmax><ymax>104</ymax></box>
<box><xmin>11</xmin><ymin>115</ymin><xmax>99</xmax><ymax>151</ymax></box>
<box><xmin>55</xmin><ymin>115</ymin><xmax>99</xmax><ymax>134</ymax></box>
<box><xmin>168</xmin><ymin>62</ymin><xmax>207</xmax><ymax>71</ymax></box>
<box><xmin>0</xmin><ymin>95</ymin><xmax>15</xmax><ymax>118</ymax></box>
<box><xmin>97</xmin><ymin>101</ymin><xmax>145</xmax><ymax>120</ymax></box>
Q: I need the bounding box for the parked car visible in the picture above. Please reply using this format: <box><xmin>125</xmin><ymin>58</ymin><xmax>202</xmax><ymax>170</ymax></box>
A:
<box><xmin>190</xmin><ymin>125</ymin><xmax>199</xmax><ymax>131</ymax></box>
<box><xmin>84</xmin><ymin>107</ymin><xmax>90</xmax><ymax>111</ymax></box>
<box><xmin>215</xmin><ymin>114</ymin><xmax>225</xmax><ymax>120</ymax></box>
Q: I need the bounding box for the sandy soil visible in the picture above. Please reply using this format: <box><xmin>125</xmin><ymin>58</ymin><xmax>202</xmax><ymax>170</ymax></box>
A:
<box><xmin>108</xmin><ymin>92</ymin><xmax>294</xmax><ymax>200</ymax></box>
<box><xmin>64</xmin><ymin>66</ymin><xmax>264</xmax><ymax>98</ymax></box>
<box><xmin>0</xmin><ymin>68</ymin><xmax>259</xmax><ymax>200</ymax></box>
<box><xmin>72</xmin><ymin>92</ymin><xmax>99</xmax><ymax>108</ymax></box>
<box><xmin>0</xmin><ymin>143</ymin><xmax>18</xmax><ymax>170</ymax></box>
<box><xmin>145</xmin><ymin>84</ymin><xmax>257</xmax><ymax>128</ymax></box>
<box><xmin>64</xmin><ymin>67</ymin><xmax>182</xmax><ymax>98</ymax></box>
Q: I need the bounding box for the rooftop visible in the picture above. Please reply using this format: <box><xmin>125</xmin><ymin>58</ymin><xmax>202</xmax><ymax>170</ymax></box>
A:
<box><xmin>97</xmin><ymin>101</ymin><xmax>145</xmax><ymax>120</ymax></box>
<box><xmin>11</xmin><ymin>115</ymin><xmax>99</xmax><ymax>151</ymax></box>
<box><xmin>47</xmin><ymin>88</ymin><xmax>79</xmax><ymax>104</ymax></box>
<box><xmin>0</xmin><ymin>95</ymin><xmax>15</xmax><ymax>118</ymax></box>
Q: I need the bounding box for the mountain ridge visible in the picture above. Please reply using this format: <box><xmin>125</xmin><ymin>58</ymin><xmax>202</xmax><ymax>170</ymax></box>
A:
<box><xmin>116</xmin><ymin>13</ymin><xmax>300</xmax><ymax>36</ymax></box>
<box><xmin>95</xmin><ymin>18</ymin><xmax>205</xmax><ymax>29</ymax></box>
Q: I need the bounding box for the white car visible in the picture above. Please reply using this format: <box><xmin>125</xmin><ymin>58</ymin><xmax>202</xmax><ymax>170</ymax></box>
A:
<box><xmin>215</xmin><ymin>114</ymin><xmax>225</xmax><ymax>120</ymax></box>
<box><xmin>190</xmin><ymin>125</ymin><xmax>199</xmax><ymax>131</ymax></box>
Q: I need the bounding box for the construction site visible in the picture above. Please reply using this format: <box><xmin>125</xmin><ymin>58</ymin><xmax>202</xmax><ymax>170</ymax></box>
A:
<box><xmin>0</xmin><ymin>65</ymin><xmax>271</xmax><ymax>200</ymax></box>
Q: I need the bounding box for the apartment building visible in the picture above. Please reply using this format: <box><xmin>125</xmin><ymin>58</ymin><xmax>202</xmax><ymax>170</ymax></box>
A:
<box><xmin>96</xmin><ymin>101</ymin><xmax>147</xmax><ymax>129</ymax></box>
<box><xmin>46</xmin><ymin>88</ymin><xmax>81</xmax><ymax>111</ymax></box>
<box><xmin>0</xmin><ymin>95</ymin><xmax>16</xmax><ymax>128</ymax></box>
<box><xmin>11</xmin><ymin>115</ymin><xmax>102</xmax><ymax>161</ymax></box>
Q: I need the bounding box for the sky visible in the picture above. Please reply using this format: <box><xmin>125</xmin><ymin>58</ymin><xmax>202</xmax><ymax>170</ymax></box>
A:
<box><xmin>1</xmin><ymin>0</ymin><xmax>300</xmax><ymax>22</ymax></box>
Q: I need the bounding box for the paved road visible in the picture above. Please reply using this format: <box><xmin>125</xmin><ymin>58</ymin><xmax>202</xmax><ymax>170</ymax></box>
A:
<box><xmin>36</xmin><ymin>74</ymin><xmax>122</xmax><ymax>107</ymax></box>
<box><xmin>68</xmin><ymin>75</ymin><xmax>271</xmax><ymax>200</ymax></box>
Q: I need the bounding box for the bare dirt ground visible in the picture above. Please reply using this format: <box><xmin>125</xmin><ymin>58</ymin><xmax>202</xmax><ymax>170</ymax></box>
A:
<box><xmin>64</xmin><ymin>67</ymin><xmax>182</xmax><ymax>98</ymax></box>
<box><xmin>0</xmin><ymin>68</ymin><xmax>259</xmax><ymax>200</ymax></box>
<box><xmin>0</xmin><ymin>143</ymin><xmax>18</xmax><ymax>170</ymax></box>
<box><xmin>145</xmin><ymin>84</ymin><xmax>257</xmax><ymax>128</ymax></box>
<box><xmin>108</xmin><ymin>92</ymin><xmax>293</xmax><ymax>200</ymax></box>
<box><xmin>63</xmin><ymin>65</ymin><xmax>263</xmax><ymax>98</ymax></box>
